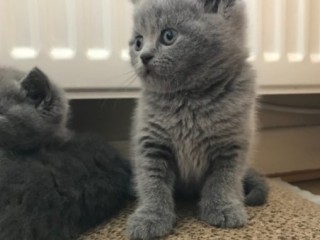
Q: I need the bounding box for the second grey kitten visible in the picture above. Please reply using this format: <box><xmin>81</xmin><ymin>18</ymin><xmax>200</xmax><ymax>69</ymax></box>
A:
<box><xmin>0</xmin><ymin>67</ymin><xmax>132</xmax><ymax>240</ymax></box>
<box><xmin>127</xmin><ymin>0</ymin><xmax>268</xmax><ymax>239</ymax></box>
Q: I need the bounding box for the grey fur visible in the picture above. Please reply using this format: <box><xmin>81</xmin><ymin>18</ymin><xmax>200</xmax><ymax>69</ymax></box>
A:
<box><xmin>127</xmin><ymin>0</ymin><xmax>268</xmax><ymax>239</ymax></box>
<box><xmin>0</xmin><ymin>67</ymin><xmax>132</xmax><ymax>240</ymax></box>
<box><xmin>0</xmin><ymin>67</ymin><xmax>70</xmax><ymax>150</ymax></box>
<box><xmin>244</xmin><ymin>168</ymin><xmax>269</xmax><ymax>206</ymax></box>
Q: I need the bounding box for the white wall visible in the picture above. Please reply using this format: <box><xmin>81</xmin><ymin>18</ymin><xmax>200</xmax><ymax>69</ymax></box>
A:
<box><xmin>1</xmin><ymin>0</ymin><xmax>320</xmax><ymax>96</ymax></box>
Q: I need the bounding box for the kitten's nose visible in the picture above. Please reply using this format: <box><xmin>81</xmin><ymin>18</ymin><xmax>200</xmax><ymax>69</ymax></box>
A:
<box><xmin>140</xmin><ymin>53</ymin><xmax>154</xmax><ymax>65</ymax></box>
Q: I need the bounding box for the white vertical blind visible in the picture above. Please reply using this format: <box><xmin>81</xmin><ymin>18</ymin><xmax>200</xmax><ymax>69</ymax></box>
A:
<box><xmin>0</xmin><ymin>0</ymin><xmax>319</xmax><ymax>97</ymax></box>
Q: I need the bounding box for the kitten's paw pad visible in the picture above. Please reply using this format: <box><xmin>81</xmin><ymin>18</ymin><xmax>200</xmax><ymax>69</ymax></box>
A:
<box><xmin>200</xmin><ymin>204</ymin><xmax>247</xmax><ymax>228</ymax></box>
<box><xmin>126</xmin><ymin>209</ymin><xmax>175</xmax><ymax>240</ymax></box>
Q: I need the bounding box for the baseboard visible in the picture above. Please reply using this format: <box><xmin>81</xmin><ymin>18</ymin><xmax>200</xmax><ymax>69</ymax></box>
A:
<box><xmin>253</xmin><ymin>126</ymin><xmax>320</xmax><ymax>175</ymax></box>
<box><xmin>268</xmin><ymin>169</ymin><xmax>320</xmax><ymax>183</ymax></box>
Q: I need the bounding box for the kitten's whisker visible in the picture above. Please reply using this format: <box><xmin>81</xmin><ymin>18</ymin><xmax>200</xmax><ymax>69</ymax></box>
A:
<box><xmin>107</xmin><ymin>70</ymin><xmax>136</xmax><ymax>82</ymax></box>
<box><xmin>124</xmin><ymin>75</ymin><xmax>138</xmax><ymax>88</ymax></box>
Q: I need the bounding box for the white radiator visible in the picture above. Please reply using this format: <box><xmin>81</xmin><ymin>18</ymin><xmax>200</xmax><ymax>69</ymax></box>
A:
<box><xmin>0</xmin><ymin>0</ymin><xmax>319</xmax><ymax>98</ymax></box>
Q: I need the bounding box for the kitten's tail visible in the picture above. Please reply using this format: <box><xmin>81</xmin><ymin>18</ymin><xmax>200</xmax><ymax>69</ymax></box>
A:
<box><xmin>243</xmin><ymin>168</ymin><xmax>269</xmax><ymax>206</ymax></box>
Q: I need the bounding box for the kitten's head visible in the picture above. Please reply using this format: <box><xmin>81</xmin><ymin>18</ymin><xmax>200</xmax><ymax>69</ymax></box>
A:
<box><xmin>129</xmin><ymin>0</ymin><xmax>248</xmax><ymax>93</ymax></box>
<box><xmin>0</xmin><ymin>67</ymin><xmax>69</xmax><ymax>150</ymax></box>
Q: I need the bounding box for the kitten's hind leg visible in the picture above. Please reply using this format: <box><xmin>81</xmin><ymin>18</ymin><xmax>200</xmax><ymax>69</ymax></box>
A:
<box><xmin>243</xmin><ymin>168</ymin><xmax>269</xmax><ymax>206</ymax></box>
<box><xmin>198</xmin><ymin>145</ymin><xmax>248</xmax><ymax>228</ymax></box>
<box><xmin>127</xmin><ymin>143</ymin><xmax>176</xmax><ymax>240</ymax></box>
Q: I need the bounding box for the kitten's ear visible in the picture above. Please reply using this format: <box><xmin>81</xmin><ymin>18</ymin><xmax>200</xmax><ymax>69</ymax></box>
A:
<box><xmin>199</xmin><ymin>0</ymin><xmax>237</xmax><ymax>14</ymax></box>
<box><xmin>130</xmin><ymin>0</ymin><xmax>141</xmax><ymax>4</ymax></box>
<box><xmin>21</xmin><ymin>67</ymin><xmax>51</xmax><ymax>106</ymax></box>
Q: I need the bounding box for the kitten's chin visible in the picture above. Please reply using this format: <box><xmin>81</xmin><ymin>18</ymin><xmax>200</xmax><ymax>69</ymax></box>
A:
<box><xmin>142</xmin><ymin>69</ymin><xmax>151</xmax><ymax>78</ymax></box>
<box><xmin>138</xmin><ymin>68</ymin><xmax>187</xmax><ymax>93</ymax></box>
<box><xmin>139</xmin><ymin>65</ymin><xmax>154</xmax><ymax>78</ymax></box>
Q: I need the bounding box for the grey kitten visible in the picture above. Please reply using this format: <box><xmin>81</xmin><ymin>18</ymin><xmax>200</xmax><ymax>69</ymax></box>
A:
<box><xmin>127</xmin><ymin>0</ymin><xmax>268</xmax><ymax>239</ymax></box>
<box><xmin>0</xmin><ymin>67</ymin><xmax>132</xmax><ymax>240</ymax></box>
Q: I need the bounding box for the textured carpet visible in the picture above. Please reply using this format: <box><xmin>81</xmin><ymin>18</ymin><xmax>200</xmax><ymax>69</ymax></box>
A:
<box><xmin>80</xmin><ymin>180</ymin><xmax>320</xmax><ymax>240</ymax></box>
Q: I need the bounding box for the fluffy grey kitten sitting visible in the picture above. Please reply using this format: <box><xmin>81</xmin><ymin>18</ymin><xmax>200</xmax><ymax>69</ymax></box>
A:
<box><xmin>127</xmin><ymin>0</ymin><xmax>268</xmax><ymax>239</ymax></box>
<box><xmin>0</xmin><ymin>67</ymin><xmax>132</xmax><ymax>240</ymax></box>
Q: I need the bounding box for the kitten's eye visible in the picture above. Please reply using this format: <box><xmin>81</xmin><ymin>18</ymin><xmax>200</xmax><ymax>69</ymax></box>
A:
<box><xmin>134</xmin><ymin>36</ymin><xmax>144</xmax><ymax>51</ymax></box>
<box><xmin>161</xmin><ymin>29</ymin><xmax>178</xmax><ymax>46</ymax></box>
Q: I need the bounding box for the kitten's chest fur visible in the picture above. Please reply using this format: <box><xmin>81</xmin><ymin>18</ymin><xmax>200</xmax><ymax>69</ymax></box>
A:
<box><xmin>152</xmin><ymin>96</ymin><xmax>221</xmax><ymax>185</ymax></box>
<box><xmin>171</xmin><ymin>110</ymin><xmax>210</xmax><ymax>184</ymax></box>
<box><xmin>141</xmin><ymin>78</ymin><xmax>254</xmax><ymax>187</ymax></box>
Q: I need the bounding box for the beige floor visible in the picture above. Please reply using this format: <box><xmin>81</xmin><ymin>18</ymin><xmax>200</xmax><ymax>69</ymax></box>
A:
<box><xmin>80</xmin><ymin>180</ymin><xmax>320</xmax><ymax>240</ymax></box>
<box><xmin>292</xmin><ymin>179</ymin><xmax>320</xmax><ymax>195</ymax></box>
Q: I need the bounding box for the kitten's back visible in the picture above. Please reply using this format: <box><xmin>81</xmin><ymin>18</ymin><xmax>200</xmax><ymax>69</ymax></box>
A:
<box><xmin>0</xmin><ymin>134</ymin><xmax>132</xmax><ymax>240</ymax></box>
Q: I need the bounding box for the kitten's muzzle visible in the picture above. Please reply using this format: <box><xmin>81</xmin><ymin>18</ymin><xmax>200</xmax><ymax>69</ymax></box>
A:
<box><xmin>140</xmin><ymin>53</ymin><xmax>154</xmax><ymax>65</ymax></box>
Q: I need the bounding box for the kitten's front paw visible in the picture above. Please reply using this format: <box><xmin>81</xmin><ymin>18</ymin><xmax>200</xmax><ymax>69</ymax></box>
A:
<box><xmin>200</xmin><ymin>203</ymin><xmax>247</xmax><ymax>228</ymax></box>
<box><xmin>126</xmin><ymin>208</ymin><xmax>176</xmax><ymax>240</ymax></box>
